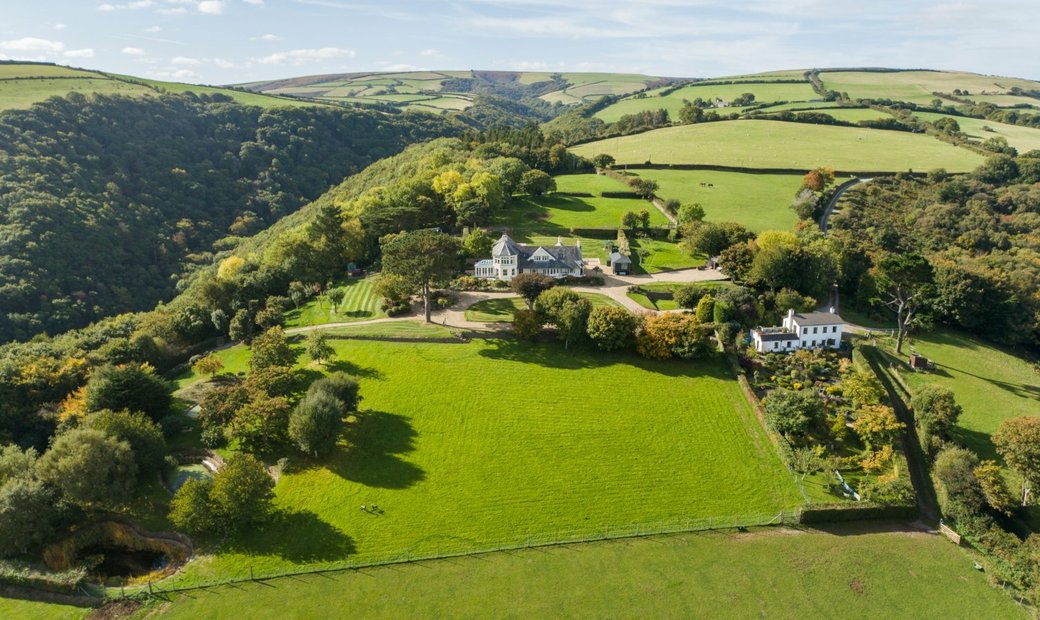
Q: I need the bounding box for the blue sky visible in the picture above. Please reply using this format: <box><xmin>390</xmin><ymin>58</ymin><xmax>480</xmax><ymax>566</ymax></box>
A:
<box><xmin>1</xmin><ymin>1</ymin><xmax>1037</xmax><ymax>84</ymax></box>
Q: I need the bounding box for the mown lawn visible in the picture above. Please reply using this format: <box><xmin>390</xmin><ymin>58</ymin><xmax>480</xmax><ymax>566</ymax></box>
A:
<box><xmin>464</xmin><ymin>292</ymin><xmax>621</xmax><ymax>322</ymax></box>
<box><xmin>285</xmin><ymin>276</ymin><xmax>383</xmax><ymax>328</ymax></box>
<box><xmin>0</xmin><ymin>598</ymin><xmax>87</xmax><ymax>620</ymax></box>
<box><xmin>495</xmin><ymin>174</ymin><xmax>669</xmax><ymax>232</ymax></box>
<box><xmin>164</xmin><ymin>338</ymin><xmax>801</xmax><ymax>587</ymax></box>
<box><xmin>571</xmin><ymin>120</ymin><xmax>985</xmax><ymax>172</ymax></box>
<box><xmin>882</xmin><ymin>329</ymin><xmax>1040</xmax><ymax>462</ymax></box>
<box><xmin>629</xmin><ymin>169</ymin><xmax>806</xmax><ymax>232</ymax></box>
<box><xmin>134</xmin><ymin>526</ymin><xmax>1023</xmax><ymax>619</ymax></box>
<box><xmin>627</xmin><ymin>281</ymin><xmax>735</xmax><ymax>311</ymax></box>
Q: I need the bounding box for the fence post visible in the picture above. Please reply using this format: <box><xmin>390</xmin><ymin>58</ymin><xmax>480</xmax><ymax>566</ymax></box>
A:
<box><xmin>148</xmin><ymin>580</ymin><xmax>153</xmax><ymax>596</ymax></box>
<box><xmin>250</xmin><ymin>566</ymin><xmax>254</xmax><ymax>581</ymax></box>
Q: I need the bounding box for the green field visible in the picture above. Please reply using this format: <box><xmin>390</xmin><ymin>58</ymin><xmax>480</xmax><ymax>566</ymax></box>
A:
<box><xmin>464</xmin><ymin>292</ymin><xmax>622</xmax><ymax>322</ymax></box>
<box><xmin>321</xmin><ymin>321</ymin><xmax>457</xmax><ymax>340</ymax></box>
<box><xmin>819</xmin><ymin>70</ymin><xmax>1040</xmax><ymax>106</ymax></box>
<box><xmin>628</xmin><ymin>169</ymin><xmax>807</xmax><ymax>232</ymax></box>
<box><xmin>595</xmin><ymin>81</ymin><xmax>819</xmax><ymax>123</ymax></box>
<box><xmin>286</xmin><ymin>277</ymin><xmax>383</xmax><ymax>328</ymax></box>
<box><xmin>166</xmin><ymin>337</ymin><xmax>800</xmax><ymax>586</ymax></box>
<box><xmin>797</xmin><ymin>107</ymin><xmax>894</xmax><ymax>123</ymax></box>
<box><xmin>132</xmin><ymin>526</ymin><xmax>1023</xmax><ymax>619</ymax></box>
<box><xmin>885</xmin><ymin>330</ymin><xmax>1040</xmax><ymax>462</ymax></box>
<box><xmin>912</xmin><ymin>111</ymin><xmax>1040</xmax><ymax>152</ymax></box>
<box><xmin>495</xmin><ymin>174</ymin><xmax>669</xmax><ymax>232</ymax></box>
<box><xmin>571</xmin><ymin>120</ymin><xmax>985</xmax><ymax>172</ymax></box>
<box><xmin>0</xmin><ymin>598</ymin><xmax>86</xmax><ymax>620</ymax></box>
<box><xmin>0</xmin><ymin>76</ymin><xmax>156</xmax><ymax>110</ymax></box>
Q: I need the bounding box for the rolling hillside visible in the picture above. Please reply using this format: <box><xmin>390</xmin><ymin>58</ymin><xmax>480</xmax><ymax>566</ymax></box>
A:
<box><xmin>0</xmin><ymin>61</ymin><xmax>324</xmax><ymax>112</ymax></box>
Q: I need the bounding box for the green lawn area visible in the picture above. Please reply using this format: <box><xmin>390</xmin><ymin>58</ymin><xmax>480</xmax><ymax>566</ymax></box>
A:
<box><xmin>595</xmin><ymin>81</ymin><xmax>819</xmax><ymax>123</ymax></box>
<box><xmin>464</xmin><ymin>292</ymin><xmax>622</xmax><ymax>322</ymax></box>
<box><xmin>627</xmin><ymin>281</ymin><xmax>735</xmax><ymax>311</ymax></box>
<box><xmin>628</xmin><ymin>169</ymin><xmax>806</xmax><ymax>232</ymax></box>
<box><xmin>165</xmin><ymin>338</ymin><xmax>801</xmax><ymax>587</ymax></box>
<box><xmin>494</xmin><ymin>174</ymin><xmax>669</xmax><ymax>233</ymax></box>
<box><xmin>0</xmin><ymin>77</ymin><xmax>156</xmax><ymax>111</ymax></box>
<box><xmin>517</xmin><ymin>233</ymin><xmax>702</xmax><ymax>275</ymax></box>
<box><xmin>912</xmin><ymin>111</ymin><xmax>1040</xmax><ymax>153</ymax></box>
<box><xmin>0</xmin><ymin>598</ymin><xmax>87</xmax><ymax>620</ymax></box>
<box><xmin>882</xmin><ymin>329</ymin><xmax>1040</xmax><ymax>462</ymax></box>
<box><xmin>321</xmin><ymin>320</ymin><xmax>457</xmax><ymax>340</ymax></box>
<box><xmin>571</xmin><ymin>120</ymin><xmax>985</xmax><ymax>172</ymax></box>
<box><xmin>286</xmin><ymin>277</ymin><xmax>383</xmax><ymax>328</ymax></box>
<box><xmin>799</xmin><ymin>107</ymin><xmax>894</xmax><ymax>122</ymax></box>
<box><xmin>133</xmin><ymin>526</ymin><xmax>1023</xmax><ymax>619</ymax></box>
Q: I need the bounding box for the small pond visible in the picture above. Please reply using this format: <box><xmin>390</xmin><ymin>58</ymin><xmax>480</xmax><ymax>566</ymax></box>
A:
<box><xmin>80</xmin><ymin>545</ymin><xmax>169</xmax><ymax>581</ymax></box>
<box><xmin>167</xmin><ymin>463</ymin><xmax>214</xmax><ymax>492</ymax></box>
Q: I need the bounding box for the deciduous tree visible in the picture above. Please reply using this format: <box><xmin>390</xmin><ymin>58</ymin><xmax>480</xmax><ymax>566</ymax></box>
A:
<box><xmin>380</xmin><ymin>230</ymin><xmax>462</xmax><ymax>322</ymax></box>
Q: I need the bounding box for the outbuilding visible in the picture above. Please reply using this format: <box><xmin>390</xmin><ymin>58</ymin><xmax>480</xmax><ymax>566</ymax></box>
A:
<box><xmin>607</xmin><ymin>251</ymin><xmax>632</xmax><ymax>275</ymax></box>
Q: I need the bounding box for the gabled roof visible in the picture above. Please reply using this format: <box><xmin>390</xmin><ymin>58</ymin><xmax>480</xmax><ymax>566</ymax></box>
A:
<box><xmin>791</xmin><ymin>311</ymin><xmax>843</xmax><ymax>326</ymax></box>
<box><xmin>755</xmin><ymin>330</ymin><xmax>800</xmax><ymax>342</ymax></box>
<box><xmin>608</xmin><ymin>251</ymin><xmax>632</xmax><ymax>264</ymax></box>
<box><xmin>492</xmin><ymin>234</ymin><xmax>522</xmax><ymax>257</ymax></box>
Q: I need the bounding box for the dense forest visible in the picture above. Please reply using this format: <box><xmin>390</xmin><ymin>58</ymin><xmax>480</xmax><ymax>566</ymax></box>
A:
<box><xmin>0</xmin><ymin>92</ymin><xmax>458</xmax><ymax>341</ymax></box>
<box><xmin>829</xmin><ymin>154</ymin><xmax>1040</xmax><ymax>348</ymax></box>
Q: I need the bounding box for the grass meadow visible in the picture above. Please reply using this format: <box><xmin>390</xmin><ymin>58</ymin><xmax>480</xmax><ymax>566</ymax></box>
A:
<box><xmin>627</xmin><ymin>169</ymin><xmax>807</xmax><ymax>232</ymax></box>
<box><xmin>166</xmin><ymin>337</ymin><xmax>801</xmax><ymax>586</ymax></box>
<box><xmin>494</xmin><ymin>173</ymin><xmax>670</xmax><ymax>233</ymax></box>
<box><xmin>133</xmin><ymin>527</ymin><xmax>1023</xmax><ymax>619</ymax></box>
<box><xmin>912</xmin><ymin>111</ymin><xmax>1040</xmax><ymax>152</ymax></box>
<box><xmin>571</xmin><ymin>120</ymin><xmax>985</xmax><ymax>172</ymax></box>
<box><xmin>818</xmin><ymin>70</ymin><xmax>1040</xmax><ymax>106</ymax></box>
<box><xmin>881</xmin><ymin>329</ymin><xmax>1040</xmax><ymax>463</ymax></box>
<box><xmin>285</xmin><ymin>276</ymin><xmax>383</xmax><ymax>328</ymax></box>
<box><xmin>464</xmin><ymin>292</ymin><xmax>621</xmax><ymax>322</ymax></box>
<box><xmin>0</xmin><ymin>77</ymin><xmax>156</xmax><ymax>111</ymax></box>
<box><xmin>595</xmin><ymin>81</ymin><xmax>819</xmax><ymax>123</ymax></box>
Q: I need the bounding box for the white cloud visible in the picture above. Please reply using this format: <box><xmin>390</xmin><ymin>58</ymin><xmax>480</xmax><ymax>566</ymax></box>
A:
<box><xmin>256</xmin><ymin>47</ymin><xmax>355</xmax><ymax>65</ymax></box>
<box><xmin>150</xmin><ymin>68</ymin><xmax>202</xmax><ymax>81</ymax></box>
<box><xmin>379</xmin><ymin>63</ymin><xmax>420</xmax><ymax>71</ymax></box>
<box><xmin>64</xmin><ymin>48</ymin><xmax>96</xmax><ymax>59</ymax></box>
<box><xmin>121</xmin><ymin>46</ymin><xmax>147</xmax><ymax>55</ymax></box>
<box><xmin>419</xmin><ymin>48</ymin><xmax>438</xmax><ymax>56</ymax></box>
<box><xmin>97</xmin><ymin>0</ymin><xmax>155</xmax><ymax>10</ymax></box>
<box><xmin>213</xmin><ymin>57</ymin><xmax>235</xmax><ymax>68</ymax></box>
<box><xmin>145</xmin><ymin>25</ymin><xmax>162</xmax><ymax>32</ymax></box>
<box><xmin>197</xmin><ymin>0</ymin><xmax>226</xmax><ymax>14</ymax></box>
<box><xmin>260</xmin><ymin>33</ymin><xmax>282</xmax><ymax>41</ymax></box>
<box><xmin>243</xmin><ymin>0</ymin><xmax>264</xmax><ymax>5</ymax></box>
<box><xmin>171</xmin><ymin>55</ymin><xmax>201</xmax><ymax>65</ymax></box>
<box><xmin>0</xmin><ymin>38</ymin><xmax>65</xmax><ymax>53</ymax></box>
<box><xmin>54</xmin><ymin>24</ymin><xmax>68</xmax><ymax>30</ymax></box>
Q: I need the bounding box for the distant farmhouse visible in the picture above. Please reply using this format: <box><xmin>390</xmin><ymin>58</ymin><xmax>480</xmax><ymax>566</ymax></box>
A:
<box><xmin>751</xmin><ymin>309</ymin><xmax>844</xmax><ymax>353</ymax></box>
<box><xmin>474</xmin><ymin>234</ymin><xmax>584</xmax><ymax>281</ymax></box>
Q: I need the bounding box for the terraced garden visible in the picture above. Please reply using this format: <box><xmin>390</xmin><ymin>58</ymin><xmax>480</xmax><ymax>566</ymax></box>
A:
<box><xmin>166</xmin><ymin>338</ymin><xmax>802</xmax><ymax>587</ymax></box>
<box><xmin>571</xmin><ymin>120</ymin><xmax>985</xmax><ymax>172</ymax></box>
<box><xmin>285</xmin><ymin>276</ymin><xmax>383</xmax><ymax>328</ymax></box>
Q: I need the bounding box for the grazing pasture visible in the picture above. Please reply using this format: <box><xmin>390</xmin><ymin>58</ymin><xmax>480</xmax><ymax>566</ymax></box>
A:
<box><xmin>133</xmin><ymin>526</ymin><xmax>1023</xmax><ymax>619</ymax></box>
<box><xmin>571</xmin><ymin>120</ymin><xmax>985</xmax><ymax>172</ymax></box>
<box><xmin>819</xmin><ymin>70</ymin><xmax>1040</xmax><ymax>106</ymax></box>
<box><xmin>166</xmin><ymin>338</ymin><xmax>801</xmax><ymax>586</ymax></box>
<box><xmin>627</xmin><ymin>169</ymin><xmax>807</xmax><ymax>232</ymax></box>
<box><xmin>595</xmin><ymin>81</ymin><xmax>819</xmax><ymax>123</ymax></box>
<box><xmin>912</xmin><ymin>111</ymin><xmax>1040</xmax><ymax>152</ymax></box>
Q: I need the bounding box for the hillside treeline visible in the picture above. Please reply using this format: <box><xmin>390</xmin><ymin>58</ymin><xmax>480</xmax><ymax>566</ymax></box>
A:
<box><xmin>0</xmin><ymin>92</ymin><xmax>457</xmax><ymax>341</ymax></box>
<box><xmin>0</xmin><ymin>134</ymin><xmax>578</xmax><ymax>447</ymax></box>
<box><xmin>830</xmin><ymin>154</ymin><xmax>1040</xmax><ymax>346</ymax></box>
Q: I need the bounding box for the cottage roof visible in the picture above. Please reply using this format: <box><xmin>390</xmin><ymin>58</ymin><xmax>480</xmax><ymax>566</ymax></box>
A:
<box><xmin>492</xmin><ymin>234</ymin><xmax>522</xmax><ymax>257</ymax></box>
<box><xmin>608</xmin><ymin>251</ymin><xmax>631</xmax><ymax>264</ymax></box>
<box><xmin>518</xmin><ymin>242</ymin><xmax>582</xmax><ymax>271</ymax></box>
<box><xmin>791</xmin><ymin>311</ymin><xmax>843</xmax><ymax>326</ymax></box>
<box><xmin>754</xmin><ymin>329</ymin><xmax>800</xmax><ymax>342</ymax></box>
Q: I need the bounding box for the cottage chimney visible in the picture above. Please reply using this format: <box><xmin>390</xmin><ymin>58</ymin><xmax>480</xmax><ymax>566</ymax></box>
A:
<box><xmin>787</xmin><ymin>308</ymin><xmax>794</xmax><ymax>320</ymax></box>
<box><xmin>575</xmin><ymin>238</ymin><xmax>581</xmax><ymax>248</ymax></box>
<box><xmin>829</xmin><ymin>306</ymin><xmax>835</xmax><ymax>314</ymax></box>
<box><xmin>556</xmin><ymin>236</ymin><xmax>563</xmax><ymax>246</ymax></box>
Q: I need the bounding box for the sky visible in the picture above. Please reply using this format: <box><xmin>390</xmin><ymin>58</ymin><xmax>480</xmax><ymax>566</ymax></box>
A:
<box><xmin>1</xmin><ymin>1</ymin><xmax>1037</xmax><ymax>85</ymax></box>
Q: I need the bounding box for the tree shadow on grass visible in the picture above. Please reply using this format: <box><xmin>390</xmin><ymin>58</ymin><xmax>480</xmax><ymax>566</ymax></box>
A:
<box><xmin>328</xmin><ymin>411</ymin><xmax>425</xmax><ymax>490</ymax></box>
<box><xmin>226</xmin><ymin>510</ymin><xmax>356</xmax><ymax>563</ymax></box>
<box><xmin>325</xmin><ymin>359</ymin><xmax>384</xmax><ymax>380</ymax></box>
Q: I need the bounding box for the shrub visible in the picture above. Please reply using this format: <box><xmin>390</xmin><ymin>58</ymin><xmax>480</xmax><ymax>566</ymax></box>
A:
<box><xmin>82</xmin><ymin>409</ymin><xmax>166</xmax><ymax>473</ymax></box>
<box><xmin>762</xmin><ymin>389</ymin><xmax>824</xmax><ymax>439</ymax></box>
<box><xmin>289</xmin><ymin>389</ymin><xmax>345</xmax><ymax>457</ymax></box>
<box><xmin>37</xmin><ymin>428</ymin><xmax>137</xmax><ymax>509</ymax></box>
<box><xmin>586</xmin><ymin>306</ymin><xmax>636</xmax><ymax>352</ymax></box>
<box><xmin>912</xmin><ymin>385</ymin><xmax>961</xmax><ymax>441</ymax></box>
<box><xmin>934</xmin><ymin>446</ymin><xmax>984</xmax><ymax>519</ymax></box>
<box><xmin>85</xmin><ymin>363</ymin><xmax>172</xmax><ymax>422</ymax></box>
<box><xmin>673</xmin><ymin>285</ymin><xmax>704</xmax><ymax>309</ymax></box>
<box><xmin>636</xmin><ymin>314</ymin><xmax>713</xmax><ymax>360</ymax></box>
<box><xmin>0</xmin><ymin>478</ymin><xmax>60</xmax><ymax>558</ymax></box>
<box><xmin>512</xmin><ymin>308</ymin><xmax>543</xmax><ymax>341</ymax></box>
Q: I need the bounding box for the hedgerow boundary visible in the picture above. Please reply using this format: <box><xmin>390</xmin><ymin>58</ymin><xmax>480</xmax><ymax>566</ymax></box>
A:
<box><xmin>113</xmin><ymin>511</ymin><xmax>803</xmax><ymax>602</ymax></box>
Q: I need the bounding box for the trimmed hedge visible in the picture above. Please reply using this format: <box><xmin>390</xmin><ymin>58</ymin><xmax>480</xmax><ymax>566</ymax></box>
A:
<box><xmin>599</xmin><ymin>191</ymin><xmax>643</xmax><ymax>199</ymax></box>
<box><xmin>800</xmin><ymin>503</ymin><xmax>918</xmax><ymax>524</ymax></box>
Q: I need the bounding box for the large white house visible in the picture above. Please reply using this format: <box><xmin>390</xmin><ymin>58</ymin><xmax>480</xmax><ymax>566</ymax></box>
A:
<box><xmin>474</xmin><ymin>234</ymin><xmax>584</xmax><ymax>281</ymax></box>
<box><xmin>751</xmin><ymin>308</ymin><xmax>844</xmax><ymax>353</ymax></box>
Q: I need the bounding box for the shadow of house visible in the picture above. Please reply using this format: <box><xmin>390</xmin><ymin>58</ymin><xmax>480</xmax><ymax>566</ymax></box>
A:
<box><xmin>330</xmin><ymin>411</ymin><xmax>425</xmax><ymax>490</ymax></box>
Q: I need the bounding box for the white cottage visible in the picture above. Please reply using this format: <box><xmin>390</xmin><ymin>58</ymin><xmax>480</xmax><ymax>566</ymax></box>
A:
<box><xmin>751</xmin><ymin>308</ymin><xmax>844</xmax><ymax>353</ymax></box>
<box><xmin>473</xmin><ymin>234</ymin><xmax>584</xmax><ymax>281</ymax></box>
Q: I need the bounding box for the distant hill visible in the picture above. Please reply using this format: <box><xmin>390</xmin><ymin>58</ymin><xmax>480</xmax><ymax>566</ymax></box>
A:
<box><xmin>238</xmin><ymin>70</ymin><xmax>671</xmax><ymax>111</ymax></box>
<box><xmin>0</xmin><ymin>61</ymin><xmax>324</xmax><ymax>112</ymax></box>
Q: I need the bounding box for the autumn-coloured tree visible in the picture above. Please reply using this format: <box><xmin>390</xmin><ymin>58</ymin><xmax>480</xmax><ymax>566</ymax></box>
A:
<box><xmin>852</xmin><ymin>404</ymin><xmax>904</xmax><ymax>450</ymax></box>
<box><xmin>801</xmin><ymin>166</ymin><xmax>836</xmax><ymax>192</ymax></box>
<box><xmin>192</xmin><ymin>353</ymin><xmax>224</xmax><ymax>377</ymax></box>
<box><xmin>993</xmin><ymin>416</ymin><xmax>1040</xmax><ymax>505</ymax></box>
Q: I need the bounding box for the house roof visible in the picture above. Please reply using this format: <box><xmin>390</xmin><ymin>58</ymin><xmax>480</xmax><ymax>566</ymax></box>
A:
<box><xmin>492</xmin><ymin>234</ymin><xmax>522</xmax><ymax>257</ymax></box>
<box><xmin>754</xmin><ymin>329</ymin><xmax>800</xmax><ymax>342</ymax></box>
<box><xmin>519</xmin><ymin>243</ymin><xmax>582</xmax><ymax>271</ymax></box>
<box><xmin>791</xmin><ymin>311</ymin><xmax>843</xmax><ymax>326</ymax></box>
<box><xmin>608</xmin><ymin>251</ymin><xmax>631</xmax><ymax>264</ymax></box>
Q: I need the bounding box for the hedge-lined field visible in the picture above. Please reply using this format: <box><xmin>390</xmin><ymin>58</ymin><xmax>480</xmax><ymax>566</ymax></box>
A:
<box><xmin>166</xmin><ymin>338</ymin><xmax>801</xmax><ymax>586</ymax></box>
<box><xmin>595</xmin><ymin>81</ymin><xmax>819</xmax><ymax>123</ymax></box>
<box><xmin>571</xmin><ymin>120</ymin><xmax>985</xmax><ymax>172</ymax></box>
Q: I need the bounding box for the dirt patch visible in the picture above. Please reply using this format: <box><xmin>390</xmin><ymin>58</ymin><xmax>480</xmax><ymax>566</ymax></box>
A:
<box><xmin>89</xmin><ymin>599</ymin><xmax>140</xmax><ymax>620</ymax></box>
<box><xmin>849</xmin><ymin>578</ymin><xmax>866</xmax><ymax>595</ymax></box>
